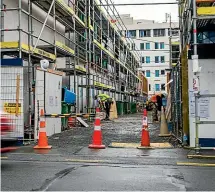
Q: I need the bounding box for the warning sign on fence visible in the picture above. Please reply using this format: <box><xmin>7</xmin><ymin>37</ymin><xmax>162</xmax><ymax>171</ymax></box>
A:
<box><xmin>3</xmin><ymin>103</ymin><xmax>21</xmax><ymax>114</ymax></box>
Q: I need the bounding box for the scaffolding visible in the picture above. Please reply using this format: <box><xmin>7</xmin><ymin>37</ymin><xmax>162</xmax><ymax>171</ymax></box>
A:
<box><xmin>179</xmin><ymin>0</ymin><xmax>215</xmax><ymax>147</ymax></box>
<box><xmin>0</xmin><ymin>0</ymin><xmax>146</xmax><ymax>140</ymax></box>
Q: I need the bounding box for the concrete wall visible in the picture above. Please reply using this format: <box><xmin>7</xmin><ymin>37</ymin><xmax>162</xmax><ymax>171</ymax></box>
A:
<box><xmin>188</xmin><ymin>59</ymin><xmax>215</xmax><ymax>148</ymax></box>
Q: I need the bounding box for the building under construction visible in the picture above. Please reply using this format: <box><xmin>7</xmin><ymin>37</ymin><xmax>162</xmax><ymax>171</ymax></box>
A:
<box><xmin>0</xmin><ymin>0</ymin><xmax>148</xmax><ymax>141</ymax></box>
<box><xmin>177</xmin><ymin>0</ymin><xmax>215</xmax><ymax>148</ymax></box>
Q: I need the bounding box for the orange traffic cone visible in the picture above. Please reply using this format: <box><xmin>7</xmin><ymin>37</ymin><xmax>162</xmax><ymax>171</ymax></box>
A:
<box><xmin>34</xmin><ymin>109</ymin><xmax>52</xmax><ymax>149</ymax></box>
<box><xmin>140</xmin><ymin>109</ymin><xmax>150</xmax><ymax>147</ymax></box>
<box><xmin>68</xmin><ymin>116</ymin><xmax>76</xmax><ymax>128</ymax></box>
<box><xmin>89</xmin><ymin>108</ymin><xmax>105</xmax><ymax>149</ymax></box>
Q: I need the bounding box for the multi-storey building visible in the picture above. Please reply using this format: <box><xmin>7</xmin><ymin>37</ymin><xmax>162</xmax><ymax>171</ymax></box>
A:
<box><xmin>117</xmin><ymin>14</ymin><xmax>179</xmax><ymax>96</ymax></box>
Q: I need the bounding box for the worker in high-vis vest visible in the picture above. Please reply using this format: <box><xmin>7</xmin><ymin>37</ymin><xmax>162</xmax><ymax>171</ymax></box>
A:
<box><xmin>94</xmin><ymin>93</ymin><xmax>113</xmax><ymax>120</ymax></box>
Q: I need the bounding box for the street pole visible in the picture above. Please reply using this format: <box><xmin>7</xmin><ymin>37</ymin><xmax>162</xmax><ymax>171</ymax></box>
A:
<box><xmin>192</xmin><ymin>0</ymin><xmax>200</xmax><ymax>154</ymax></box>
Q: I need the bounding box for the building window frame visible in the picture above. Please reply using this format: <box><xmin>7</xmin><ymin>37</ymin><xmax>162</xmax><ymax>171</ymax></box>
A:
<box><xmin>146</xmin><ymin>43</ymin><xmax>150</xmax><ymax>50</ymax></box>
<box><xmin>146</xmin><ymin>70</ymin><xmax>150</xmax><ymax>77</ymax></box>
<box><xmin>141</xmin><ymin>57</ymin><xmax>145</xmax><ymax>63</ymax></box>
<box><xmin>160</xmin><ymin>42</ymin><xmax>165</xmax><ymax>49</ymax></box>
<box><xmin>127</xmin><ymin>30</ymin><xmax>136</xmax><ymax>38</ymax></box>
<box><xmin>155</xmin><ymin>42</ymin><xmax>159</xmax><ymax>49</ymax></box>
<box><xmin>155</xmin><ymin>56</ymin><xmax>159</xmax><ymax>63</ymax></box>
<box><xmin>155</xmin><ymin>70</ymin><xmax>159</xmax><ymax>77</ymax></box>
<box><xmin>161</xmin><ymin>83</ymin><xmax>165</xmax><ymax>91</ymax></box>
<box><xmin>155</xmin><ymin>84</ymin><xmax>160</xmax><ymax>91</ymax></box>
<box><xmin>153</xmin><ymin>29</ymin><xmax>166</xmax><ymax>37</ymax></box>
<box><xmin>161</xmin><ymin>56</ymin><xmax>165</xmax><ymax>63</ymax></box>
<box><xmin>139</xmin><ymin>29</ymin><xmax>151</xmax><ymax>37</ymax></box>
<box><xmin>146</xmin><ymin>56</ymin><xmax>150</xmax><ymax>63</ymax></box>
<box><xmin>140</xmin><ymin>43</ymin><xmax>144</xmax><ymax>50</ymax></box>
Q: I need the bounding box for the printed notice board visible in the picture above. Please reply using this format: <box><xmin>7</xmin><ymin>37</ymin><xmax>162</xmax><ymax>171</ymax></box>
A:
<box><xmin>3</xmin><ymin>103</ymin><xmax>21</xmax><ymax>114</ymax></box>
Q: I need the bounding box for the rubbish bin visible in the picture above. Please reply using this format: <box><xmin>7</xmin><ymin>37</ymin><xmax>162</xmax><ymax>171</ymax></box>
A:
<box><xmin>116</xmin><ymin>101</ymin><xmax>124</xmax><ymax>115</ymax></box>
<box><xmin>61</xmin><ymin>102</ymin><xmax>69</xmax><ymax>130</ymax></box>
<box><xmin>131</xmin><ymin>102</ymin><xmax>137</xmax><ymax>114</ymax></box>
<box><xmin>123</xmin><ymin>102</ymin><xmax>128</xmax><ymax>114</ymax></box>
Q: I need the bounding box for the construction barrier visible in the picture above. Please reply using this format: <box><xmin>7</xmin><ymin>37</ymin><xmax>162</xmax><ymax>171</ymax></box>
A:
<box><xmin>43</xmin><ymin>113</ymin><xmax>96</xmax><ymax>118</ymax></box>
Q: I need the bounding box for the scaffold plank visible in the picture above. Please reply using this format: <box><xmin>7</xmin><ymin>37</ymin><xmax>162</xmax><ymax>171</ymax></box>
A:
<box><xmin>197</xmin><ymin>7</ymin><xmax>215</xmax><ymax>15</ymax></box>
<box><xmin>0</xmin><ymin>41</ymin><xmax>56</xmax><ymax>60</ymax></box>
<box><xmin>55</xmin><ymin>41</ymin><xmax>75</xmax><ymax>55</ymax></box>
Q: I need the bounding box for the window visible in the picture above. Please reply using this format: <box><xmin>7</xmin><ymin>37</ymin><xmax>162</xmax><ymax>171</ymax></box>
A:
<box><xmin>153</xmin><ymin>29</ymin><xmax>165</xmax><ymax>37</ymax></box>
<box><xmin>149</xmin><ymin>84</ymin><xmax>151</xmax><ymax>91</ymax></box>
<box><xmin>161</xmin><ymin>70</ymin><xmax>165</xmax><ymax>75</ymax></box>
<box><xmin>141</xmin><ymin>57</ymin><xmax>145</xmax><ymax>63</ymax></box>
<box><xmin>155</xmin><ymin>56</ymin><xmax>159</xmax><ymax>63</ymax></box>
<box><xmin>155</xmin><ymin>42</ymin><xmax>159</xmax><ymax>49</ymax></box>
<box><xmin>155</xmin><ymin>70</ymin><xmax>159</xmax><ymax>77</ymax></box>
<box><xmin>131</xmin><ymin>43</ymin><xmax>135</xmax><ymax>50</ymax></box>
<box><xmin>146</xmin><ymin>43</ymin><xmax>150</xmax><ymax>50</ymax></box>
<box><xmin>146</xmin><ymin>56</ymin><xmax>150</xmax><ymax>63</ymax></box>
<box><xmin>169</xmin><ymin>28</ymin><xmax>179</xmax><ymax>36</ymax></box>
<box><xmin>127</xmin><ymin>30</ymin><xmax>136</xmax><ymax>38</ymax></box>
<box><xmin>155</xmin><ymin>84</ymin><xmax>160</xmax><ymax>91</ymax></box>
<box><xmin>161</xmin><ymin>84</ymin><xmax>165</xmax><ymax>91</ymax></box>
<box><xmin>146</xmin><ymin>70</ymin><xmax>150</xmax><ymax>77</ymax></box>
<box><xmin>139</xmin><ymin>30</ymin><xmax>151</xmax><ymax>37</ymax></box>
<box><xmin>140</xmin><ymin>43</ymin><xmax>144</xmax><ymax>50</ymax></box>
<box><xmin>160</xmin><ymin>42</ymin><xmax>165</xmax><ymax>49</ymax></box>
<box><xmin>161</xmin><ymin>56</ymin><xmax>165</xmax><ymax>63</ymax></box>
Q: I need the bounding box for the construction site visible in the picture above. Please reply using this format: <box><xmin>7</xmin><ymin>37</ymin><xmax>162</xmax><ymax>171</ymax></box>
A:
<box><xmin>1</xmin><ymin>0</ymin><xmax>215</xmax><ymax>191</ymax></box>
<box><xmin>0</xmin><ymin>0</ymin><xmax>148</xmax><ymax>142</ymax></box>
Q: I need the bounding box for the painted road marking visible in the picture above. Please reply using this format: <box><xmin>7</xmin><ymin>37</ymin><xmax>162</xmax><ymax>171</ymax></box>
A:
<box><xmin>11</xmin><ymin>153</ymin><xmax>61</xmax><ymax>156</ymax></box>
<box><xmin>65</xmin><ymin>159</ymin><xmax>105</xmax><ymax>163</ymax></box>
<box><xmin>109</xmin><ymin>142</ymin><xmax>173</xmax><ymax>149</ymax></box>
<box><xmin>177</xmin><ymin>162</ymin><xmax>215</xmax><ymax>167</ymax></box>
<box><xmin>1</xmin><ymin>157</ymin><xmax>8</xmax><ymax>159</ymax></box>
<box><xmin>187</xmin><ymin>154</ymin><xmax>215</xmax><ymax>159</ymax></box>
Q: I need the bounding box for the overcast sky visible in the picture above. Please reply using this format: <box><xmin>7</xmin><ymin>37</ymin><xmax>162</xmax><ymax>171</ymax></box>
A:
<box><xmin>111</xmin><ymin>0</ymin><xmax>179</xmax><ymax>22</ymax></box>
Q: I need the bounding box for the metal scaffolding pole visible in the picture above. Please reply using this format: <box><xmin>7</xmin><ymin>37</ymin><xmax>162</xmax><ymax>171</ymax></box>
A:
<box><xmin>32</xmin><ymin>0</ymin><xmax>55</xmax><ymax>53</ymax></box>
<box><xmin>98</xmin><ymin>2</ymin><xmax>178</xmax><ymax>6</ymax></box>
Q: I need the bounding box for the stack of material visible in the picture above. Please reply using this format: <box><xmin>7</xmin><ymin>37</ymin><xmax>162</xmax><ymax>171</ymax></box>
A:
<box><xmin>109</xmin><ymin>99</ymin><xmax>118</xmax><ymax>120</ymax></box>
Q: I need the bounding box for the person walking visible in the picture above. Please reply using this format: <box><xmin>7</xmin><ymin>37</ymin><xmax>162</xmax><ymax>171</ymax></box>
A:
<box><xmin>94</xmin><ymin>93</ymin><xmax>113</xmax><ymax>120</ymax></box>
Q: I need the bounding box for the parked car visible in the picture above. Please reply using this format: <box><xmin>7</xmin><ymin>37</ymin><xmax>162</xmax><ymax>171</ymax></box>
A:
<box><xmin>1</xmin><ymin>111</ymin><xmax>18</xmax><ymax>153</ymax></box>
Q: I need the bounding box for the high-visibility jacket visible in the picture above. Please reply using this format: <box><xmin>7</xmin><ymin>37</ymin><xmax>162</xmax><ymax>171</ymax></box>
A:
<box><xmin>98</xmin><ymin>94</ymin><xmax>111</xmax><ymax>102</ymax></box>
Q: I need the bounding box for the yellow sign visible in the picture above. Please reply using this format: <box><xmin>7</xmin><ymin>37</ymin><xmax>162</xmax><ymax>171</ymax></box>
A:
<box><xmin>3</xmin><ymin>103</ymin><xmax>21</xmax><ymax>114</ymax></box>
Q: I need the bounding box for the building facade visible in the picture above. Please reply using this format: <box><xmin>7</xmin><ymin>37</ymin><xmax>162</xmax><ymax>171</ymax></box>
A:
<box><xmin>118</xmin><ymin>14</ymin><xmax>179</xmax><ymax>96</ymax></box>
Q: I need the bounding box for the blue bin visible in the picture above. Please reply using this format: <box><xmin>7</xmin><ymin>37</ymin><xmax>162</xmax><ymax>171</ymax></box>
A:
<box><xmin>62</xmin><ymin>88</ymin><xmax>76</xmax><ymax>104</ymax></box>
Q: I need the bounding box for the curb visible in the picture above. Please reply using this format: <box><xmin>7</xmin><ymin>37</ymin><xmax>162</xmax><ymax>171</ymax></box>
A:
<box><xmin>187</xmin><ymin>154</ymin><xmax>215</xmax><ymax>159</ymax></box>
<box><xmin>177</xmin><ymin>162</ymin><xmax>215</xmax><ymax>167</ymax></box>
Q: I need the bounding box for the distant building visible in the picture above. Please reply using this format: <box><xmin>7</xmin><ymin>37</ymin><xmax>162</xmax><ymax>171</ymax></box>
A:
<box><xmin>115</xmin><ymin>14</ymin><xmax>179</xmax><ymax>96</ymax></box>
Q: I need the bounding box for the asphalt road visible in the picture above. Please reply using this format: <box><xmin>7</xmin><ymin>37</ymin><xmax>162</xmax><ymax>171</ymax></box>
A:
<box><xmin>2</xmin><ymin>160</ymin><xmax>215</xmax><ymax>191</ymax></box>
<box><xmin>1</xmin><ymin>113</ymin><xmax>215</xmax><ymax>191</ymax></box>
